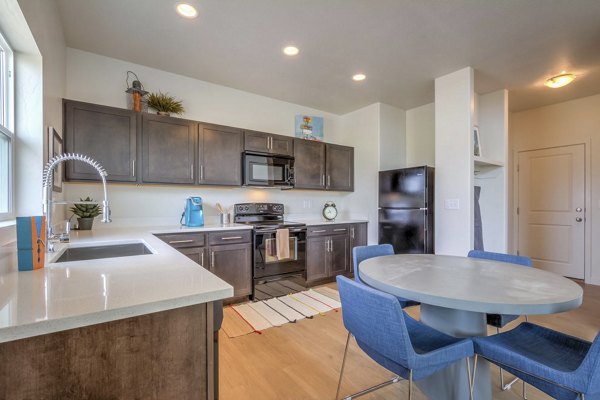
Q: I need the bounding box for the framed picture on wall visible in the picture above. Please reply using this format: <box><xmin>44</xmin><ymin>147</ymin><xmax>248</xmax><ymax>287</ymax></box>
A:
<box><xmin>48</xmin><ymin>126</ymin><xmax>63</xmax><ymax>193</ymax></box>
<box><xmin>473</xmin><ymin>126</ymin><xmax>481</xmax><ymax>157</ymax></box>
<box><xmin>295</xmin><ymin>115</ymin><xmax>324</xmax><ymax>141</ymax></box>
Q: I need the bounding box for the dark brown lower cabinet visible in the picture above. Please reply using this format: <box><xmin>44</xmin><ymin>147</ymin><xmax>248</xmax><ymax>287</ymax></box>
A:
<box><xmin>306</xmin><ymin>225</ymin><xmax>352</xmax><ymax>283</ymax></box>
<box><xmin>156</xmin><ymin>230</ymin><xmax>252</xmax><ymax>298</ymax></box>
<box><xmin>0</xmin><ymin>304</ymin><xmax>214</xmax><ymax>399</ymax></box>
<box><xmin>209</xmin><ymin>242</ymin><xmax>252</xmax><ymax>297</ymax></box>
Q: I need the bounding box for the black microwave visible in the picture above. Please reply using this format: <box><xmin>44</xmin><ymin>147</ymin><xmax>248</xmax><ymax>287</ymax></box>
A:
<box><xmin>242</xmin><ymin>152</ymin><xmax>295</xmax><ymax>187</ymax></box>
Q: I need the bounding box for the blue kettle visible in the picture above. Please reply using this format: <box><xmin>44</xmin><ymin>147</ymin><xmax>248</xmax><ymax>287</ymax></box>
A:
<box><xmin>182</xmin><ymin>197</ymin><xmax>204</xmax><ymax>227</ymax></box>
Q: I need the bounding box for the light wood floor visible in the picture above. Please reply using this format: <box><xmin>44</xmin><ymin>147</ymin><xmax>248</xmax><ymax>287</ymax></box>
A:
<box><xmin>219</xmin><ymin>282</ymin><xmax>600</xmax><ymax>400</ymax></box>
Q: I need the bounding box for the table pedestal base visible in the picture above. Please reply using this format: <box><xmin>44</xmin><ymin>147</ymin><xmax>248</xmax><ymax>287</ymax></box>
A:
<box><xmin>417</xmin><ymin>304</ymin><xmax>492</xmax><ymax>400</ymax></box>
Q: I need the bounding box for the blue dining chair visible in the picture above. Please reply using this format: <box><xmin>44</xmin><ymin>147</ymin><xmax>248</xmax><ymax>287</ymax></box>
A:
<box><xmin>335</xmin><ymin>275</ymin><xmax>474</xmax><ymax>400</ymax></box>
<box><xmin>472</xmin><ymin>322</ymin><xmax>600</xmax><ymax>400</ymax></box>
<box><xmin>468</xmin><ymin>249</ymin><xmax>532</xmax><ymax>395</ymax></box>
<box><xmin>353</xmin><ymin>244</ymin><xmax>420</xmax><ymax>308</ymax></box>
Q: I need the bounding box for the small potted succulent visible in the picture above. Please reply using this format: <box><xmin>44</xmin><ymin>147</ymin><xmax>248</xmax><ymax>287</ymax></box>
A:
<box><xmin>146</xmin><ymin>92</ymin><xmax>185</xmax><ymax>116</ymax></box>
<box><xmin>70</xmin><ymin>197</ymin><xmax>102</xmax><ymax>230</ymax></box>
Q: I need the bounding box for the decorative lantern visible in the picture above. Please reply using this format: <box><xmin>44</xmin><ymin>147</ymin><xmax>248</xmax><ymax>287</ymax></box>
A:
<box><xmin>125</xmin><ymin>71</ymin><xmax>148</xmax><ymax>112</ymax></box>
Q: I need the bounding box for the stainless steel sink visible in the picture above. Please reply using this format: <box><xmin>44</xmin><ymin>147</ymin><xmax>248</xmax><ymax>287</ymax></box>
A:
<box><xmin>54</xmin><ymin>242</ymin><xmax>153</xmax><ymax>263</ymax></box>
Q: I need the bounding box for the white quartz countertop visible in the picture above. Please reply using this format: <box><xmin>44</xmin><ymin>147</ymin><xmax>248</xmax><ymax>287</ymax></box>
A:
<box><xmin>0</xmin><ymin>223</ymin><xmax>251</xmax><ymax>343</ymax></box>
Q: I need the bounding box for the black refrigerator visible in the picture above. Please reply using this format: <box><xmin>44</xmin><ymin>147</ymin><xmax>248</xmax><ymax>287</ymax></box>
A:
<box><xmin>378</xmin><ymin>166</ymin><xmax>434</xmax><ymax>254</ymax></box>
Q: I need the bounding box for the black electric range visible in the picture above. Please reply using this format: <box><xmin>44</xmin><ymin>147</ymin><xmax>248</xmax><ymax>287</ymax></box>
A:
<box><xmin>234</xmin><ymin>203</ymin><xmax>307</xmax><ymax>300</ymax></box>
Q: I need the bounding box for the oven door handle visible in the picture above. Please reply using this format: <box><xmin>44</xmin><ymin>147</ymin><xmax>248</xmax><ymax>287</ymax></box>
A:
<box><xmin>256</xmin><ymin>229</ymin><xmax>305</xmax><ymax>234</ymax></box>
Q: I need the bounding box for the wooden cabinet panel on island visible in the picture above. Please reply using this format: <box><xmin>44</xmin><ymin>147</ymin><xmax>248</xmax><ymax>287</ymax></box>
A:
<box><xmin>199</xmin><ymin>124</ymin><xmax>243</xmax><ymax>186</ymax></box>
<box><xmin>244</xmin><ymin>130</ymin><xmax>294</xmax><ymax>156</ymax></box>
<box><xmin>142</xmin><ymin>114</ymin><xmax>197</xmax><ymax>184</ymax></box>
<box><xmin>64</xmin><ymin>100</ymin><xmax>138</xmax><ymax>182</ymax></box>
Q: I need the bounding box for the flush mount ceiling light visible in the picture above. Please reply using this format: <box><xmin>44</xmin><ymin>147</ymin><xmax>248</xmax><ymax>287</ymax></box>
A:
<box><xmin>352</xmin><ymin>73</ymin><xmax>366</xmax><ymax>81</ymax></box>
<box><xmin>544</xmin><ymin>72</ymin><xmax>576</xmax><ymax>88</ymax></box>
<box><xmin>176</xmin><ymin>3</ymin><xmax>198</xmax><ymax>18</ymax></box>
<box><xmin>283</xmin><ymin>46</ymin><xmax>299</xmax><ymax>56</ymax></box>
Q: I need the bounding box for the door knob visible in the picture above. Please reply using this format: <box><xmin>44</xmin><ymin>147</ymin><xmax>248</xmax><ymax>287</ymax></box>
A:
<box><xmin>576</xmin><ymin>217</ymin><xmax>583</xmax><ymax>222</ymax></box>
<box><xmin>576</xmin><ymin>207</ymin><xmax>582</xmax><ymax>212</ymax></box>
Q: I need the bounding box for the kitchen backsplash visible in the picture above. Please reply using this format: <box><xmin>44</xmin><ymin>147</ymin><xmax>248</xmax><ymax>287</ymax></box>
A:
<box><xmin>63</xmin><ymin>182</ymin><xmax>366</xmax><ymax>228</ymax></box>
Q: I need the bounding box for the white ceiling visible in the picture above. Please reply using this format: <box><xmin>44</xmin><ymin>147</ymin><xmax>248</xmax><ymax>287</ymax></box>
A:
<box><xmin>56</xmin><ymin>0</ymin><xmax>600</xmax><ymax>114</ymax></box>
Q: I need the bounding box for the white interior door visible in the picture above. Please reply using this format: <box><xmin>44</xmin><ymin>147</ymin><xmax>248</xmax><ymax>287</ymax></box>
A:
<box><xmin>518</xmin><ymin>144</ymin><xmax>585</xmax><ymax>279</ymax></box>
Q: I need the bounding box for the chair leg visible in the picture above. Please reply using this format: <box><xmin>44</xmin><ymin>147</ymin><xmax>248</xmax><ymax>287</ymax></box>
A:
<box><xmin>523</xmin><ymin>380</ymin><xmax>528</xmax><ymax>400</ymax></box>
<box><xmin>336</xmin><ymin>332</ymin><xmax>351</xmax><ymax>400</ymax></box>
<box><xmin>470</xmin><ymin>354</ymin><xmax>478</xmax><ymax>397</ymax></box>
<box><xmin>408</xmin><ymin>369</ymin><xmax>413</xmax><ymax>400</ymax></box>
<box><xmin>466</xmin><ymin>358</ymin><xmax>473</xmax><ymax>400</ymax></box>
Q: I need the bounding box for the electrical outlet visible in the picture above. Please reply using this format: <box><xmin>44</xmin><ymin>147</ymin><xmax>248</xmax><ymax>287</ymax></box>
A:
<box><xmin>445</xmin><ymin>199</ymin><xmax>460</xmax><ymax>210</ymax></box>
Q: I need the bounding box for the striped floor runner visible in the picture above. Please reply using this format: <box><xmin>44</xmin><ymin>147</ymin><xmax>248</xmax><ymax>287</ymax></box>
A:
<box><xmin>222</xmin><ymin>287</ymin><xmax>341</xmax><ymax>338</ymax></box>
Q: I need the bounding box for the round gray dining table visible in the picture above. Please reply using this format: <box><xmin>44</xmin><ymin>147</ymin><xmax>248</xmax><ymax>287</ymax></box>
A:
<box><xmin>359</xmin><ymin>254</ymin><xmax>583</xmax><ymax>400</ymax></box>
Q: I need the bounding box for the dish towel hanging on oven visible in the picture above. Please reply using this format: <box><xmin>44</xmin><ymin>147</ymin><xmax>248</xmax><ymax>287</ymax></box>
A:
<box><xmin>276</xmin><ymin>228</ymin><xmax>290</xmax><ymax>260</ymax></box>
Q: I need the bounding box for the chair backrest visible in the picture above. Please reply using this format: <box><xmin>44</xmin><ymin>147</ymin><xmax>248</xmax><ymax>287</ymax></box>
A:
<box><xmin>352</xmin><ymin>244</ymin><xmax>394</xmax><ymax>282</ymax></box>
<box><xmin>336</xmin><ymin>275</ymin><xmax>415</xmax><ymax>366</ymax></box>
<box><xmin>467</xmin><ymin>250</ymin><xmax>532</xmax><ymax>267</ymax></box>
<box><xmin>581</xmin><ymin>333</ymin><xmax>600</xmax><ymax>394</ymax></box>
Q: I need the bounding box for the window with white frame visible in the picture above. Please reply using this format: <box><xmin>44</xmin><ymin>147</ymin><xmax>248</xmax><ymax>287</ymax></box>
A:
<box><xmin>0</xmin><ymin>29</ymin><xmax>14</xmax><ymax>221</ymax></box>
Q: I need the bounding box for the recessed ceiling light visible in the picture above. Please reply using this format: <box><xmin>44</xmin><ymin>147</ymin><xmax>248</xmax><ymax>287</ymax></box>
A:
<box><xmin>283</xmin><ymin>46</ymin><xmax>299</xmax><ymax>56</ymax></box>
<box><xmin>545</xmin><ymin>72</ymin><xmax>576</xmax><ymax>88</ymax></box>
<box><xmin>176</xmin><ymin>3</ymin><xmax>198</xmax><ymax>18</ymax></box>
<box><xmin>353</xmin><ymin>74</ymin><xmax>366</xmax><ymax>81</ymax></box>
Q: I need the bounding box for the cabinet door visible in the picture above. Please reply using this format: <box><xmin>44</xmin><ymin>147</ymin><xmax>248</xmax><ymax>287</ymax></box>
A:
<box><xmin>209</xmin><ymin>243</ymin><xmax>252</xmax><ymax>297</ymax></box>
<box><xmin>293</xmin><ymin>139</ymin><xmax>326</xmax><ymax>189</ymax></box>
<box><xmin>269</xmin><ymin>134</ymin><xmax>294</xmax><ymax>156</ymax></box>
<box><xmin>179</xmin><ymin>247</ymin><xmax>207</xmax><ymax>269</ymax></box>
<box><xmin>64</xmin><ymin>100</ymin><xmax>137</xmax><ymax>182</ymax></box>
<box><xmin>326</xmin><ymin>144</ymin><xmax>354</xmax><ymax>191</ymax></box>
<box><xmin>243</xmin><ymin>130</ymin><xmax>269</xmax><ymax>154</ymax></box>
<box><xmin>142</xmin><ymin>114</ymin><xmax>196</xmax><ymax>184</ymax></box>
<box><xmin>306</xmin><ymin>237</ymin><xmax>329</xmax><ymax>282</ymax></box>
<box><xmin>199</xmin><ymin>124</ymin><xmax>242</xmax><ymax>185</ymax></box>
<box><xmin>329</xmin><ymin>234</ymin><xmax>350</xmax><ymax>277</ymax></box>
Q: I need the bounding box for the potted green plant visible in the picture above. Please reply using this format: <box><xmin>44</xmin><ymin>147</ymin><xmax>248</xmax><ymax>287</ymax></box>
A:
<box><xmin>146</xmin><ymin>92</ymin><xmax>185</xmax><ymax>116</ymax></box>
<box><xmin>70</xmin><ymin>197</ymin><xmax>102</xmax><ymax>230</ymax></box>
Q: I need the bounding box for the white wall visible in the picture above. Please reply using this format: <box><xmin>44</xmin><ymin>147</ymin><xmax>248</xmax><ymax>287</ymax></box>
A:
<box><xmin>406</xmin><ymin>102</ymin><xmax>435</xmax><ymax>167</ymax></box>
<box><xmin>64</xmin><ymin>49</ymin><xmax>378</xmax><ymax>236</ymax></box>
<box><xmin>510</xmin><ymin>93</ymin><xmax>600</xmax><ymax>284</ymax></box>
<box><xmin>378</xmin><ymin>103</ymin><xmax>406</xmax><ymax>171</ymax></box>
<box><xmin>434</xmin><ymin>67</ymin><xmax>474</xmax><ymax>256</ymax></box>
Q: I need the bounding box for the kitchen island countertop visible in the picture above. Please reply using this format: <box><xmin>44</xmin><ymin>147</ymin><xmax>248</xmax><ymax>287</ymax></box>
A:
<box><xmin>0</xmin><ymin>223</ymin><xmax>251</xmax><ymax>343</ymax></box>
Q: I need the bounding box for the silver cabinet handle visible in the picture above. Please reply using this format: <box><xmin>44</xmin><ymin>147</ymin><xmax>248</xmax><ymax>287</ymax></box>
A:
<box><xmin>132</xmin><ymin>159</ymin><xmax>135</xmax><ymax>177</ymax></box>
<box><xmin>221</xmin><ymin>236</ymin><xmax>242</xmax><ymax>240</ymax></box>
<box><xmin>322</xmin><ymin>174</ymin><xmax>325</xmax><ymax>187</ymax></box>
<box><xmin>328</xmin><ymin>239</ymin><xmax>332</xmax><ymax>252</ymax></box>
<box><xmin>200</xmin><ymin>164</ymin><xmax>204</xmax><ymax>181</ymax></box>
<box><xmin>268</xmin><ymin>136</ymin><xmax>272</xmax><ymax>150</ymax></box>
<box><xmin>327</xmin><ymin>175</ymin><xmax>331</xmax><ymax>187</ymax></box>
<box><xmin>200</xmin><ymin>251</ymin><xmax>205</xmax><ymax>268</ymax></box>
<box><xmin>190</xmin><ymin>164</ymin><xmax>194</xmax><ymax>180</ymax></box>
<box><xmin>169</xmin><ymin>239</ymin><xmax>194</xmax><ymax>244</ymax></box>
<box><xmin>350</xmin><ymin>227</ymin><xmax>355</xmax><ymax>239</ymax></box>
<box><xmin>211</xmin><ymin>251</ymin><xmax>215</xmax><ymax>269</ymax></box>
<box><xmin>333</xmin><ymin>228</ymin><xmax>347</xmax><ymax>232</ymax></box>
<box><xmin>312</xmin><ymin>229</ymin><xmax>327</xmax><ymax>233</ymax></box>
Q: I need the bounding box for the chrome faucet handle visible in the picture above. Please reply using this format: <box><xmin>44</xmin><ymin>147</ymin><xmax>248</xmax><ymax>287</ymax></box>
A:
<box><xmin>102</xmin><ymin>200</ymin><xmax>112</xmax><ymax>223</ymax></box>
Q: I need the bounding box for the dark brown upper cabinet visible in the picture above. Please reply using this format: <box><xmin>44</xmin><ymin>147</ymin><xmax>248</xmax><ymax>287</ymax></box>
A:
<box><xmin>142</xmin><ymin>114</ymin><xmax>197</xmax><ymax>184</ymax></box>
<box><xmin>198</xmin><ymin>124</ymin><xmax>242</xmax><ymax>186</ymax></box>
<box><xmin>244</xmin><ymin>130</ymin><xmax>294</xmax><ymax>157</ymax></box>
<box><xmin>64</xmin><ymin>100</ymin><xmax>138</xmax><ymax>182</ymax></box>
<box><xmin>293</xmin><ymin>139</ymin><xmax>326</xmax><ymax>189</ymax></box>
<box><xmin>326</xmin><ymin>144</ymin><xmax>354</xmax><ymax>191</ymax></box>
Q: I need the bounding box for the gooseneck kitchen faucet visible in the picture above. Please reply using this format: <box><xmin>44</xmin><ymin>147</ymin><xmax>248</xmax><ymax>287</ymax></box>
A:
<box><xmin>42</xmin><ymin>153</ymin><xmax>112</xmax><ymax>252</ymax></box>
